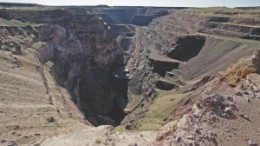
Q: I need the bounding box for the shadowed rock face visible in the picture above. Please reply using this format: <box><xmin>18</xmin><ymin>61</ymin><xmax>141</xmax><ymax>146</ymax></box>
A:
<box><xmin>149</xmin><ymin>59</ymin><xmax>179</xmax><ymax>77</ymax></box>
<box><xmin>37</xmin><ymin>15</ymin><xmax>128</xmax><ymax>126</ymax></box>
<box><xmin>167</xmin><ymin>35</ymin><xmax>206</xmax><ymax>61</ymax></box>
<box><xmin>130</xmin><ymin>15</ymin><xmax>154</xmax><ymax>26</ymax></box>
<box><xmin>94</xmin><ymin>7</ymin><xmax>170</xmax><ymax>25</ymax></box>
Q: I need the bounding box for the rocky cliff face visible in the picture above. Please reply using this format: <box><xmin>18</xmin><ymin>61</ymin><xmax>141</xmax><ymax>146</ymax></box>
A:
<box><xmin>36</xmin><ymin>15</ymin><xmax>128</xmax><ymax>126</ymax></box>
<box><xmin>0</xmin><ymin>5</ymin><xmax>174</xmax><ymax>126</ymax></box>
<box><xmin>1</xmin><ymin>4</ymin><xmax>260</xmax><ymax>145</ymax></box>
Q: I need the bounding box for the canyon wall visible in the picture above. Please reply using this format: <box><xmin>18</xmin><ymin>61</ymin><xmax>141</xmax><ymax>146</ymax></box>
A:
<box><xmin>0</xmin><ymin>5</ymin><xmax>259</xmax><ymax>128</ymax></box>
<box><xmin>36</xmin><ymin>14</ymin><xmax>128</xmax><ymax>126</ymax></box>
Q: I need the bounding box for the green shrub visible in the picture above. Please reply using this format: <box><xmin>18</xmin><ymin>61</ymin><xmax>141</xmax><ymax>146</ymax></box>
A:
<box><xmin>95</xmin><ymin>139</ymin><xmax>102</xmax><ymax>145</ymax></box>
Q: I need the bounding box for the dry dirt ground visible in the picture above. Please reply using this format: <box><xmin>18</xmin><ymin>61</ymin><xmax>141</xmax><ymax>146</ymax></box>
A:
<box><xmin>41</xmin><ymin>125</ymin><xmax>156</xmax><ymax>146</ymax></box>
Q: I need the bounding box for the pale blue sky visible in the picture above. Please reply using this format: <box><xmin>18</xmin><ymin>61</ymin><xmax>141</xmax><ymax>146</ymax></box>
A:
<box><xmin>1</xmin><ymin>0</ymin><xmax>260</xmax><ymax>7</ymax></box>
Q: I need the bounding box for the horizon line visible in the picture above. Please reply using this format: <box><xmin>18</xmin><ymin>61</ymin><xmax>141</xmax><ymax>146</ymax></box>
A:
<box><xmin>0</xmin><ymin>2</ymin><xmax>259</xmax><ymax>8</ymax></box>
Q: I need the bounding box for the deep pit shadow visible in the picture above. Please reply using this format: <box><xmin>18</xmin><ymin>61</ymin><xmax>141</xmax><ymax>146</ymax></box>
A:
<box><xmin>51</xmin><ymin>57</ymin><xmax>129</xmax><ymax>127</ymax></box>
<box><xmin>77</xmin><ymin>66</ymin><xmax>129</xmax><ymax>127</ymax></box>
<box><xmin>167</xmin><ymin>36</ymin><xmax>206</xmax><ymax>61</ymax></box>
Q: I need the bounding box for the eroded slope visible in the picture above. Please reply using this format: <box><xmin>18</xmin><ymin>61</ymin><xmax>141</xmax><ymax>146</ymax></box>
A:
<box><xmin>155</xmin><ymin>51</ymin><xmax>260</xmax><ymax>146</ymax></box>
<box><xmin>0</xmin><ymin>25</ymin><xmax>88</xmax><ymax>146</ymax></box>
